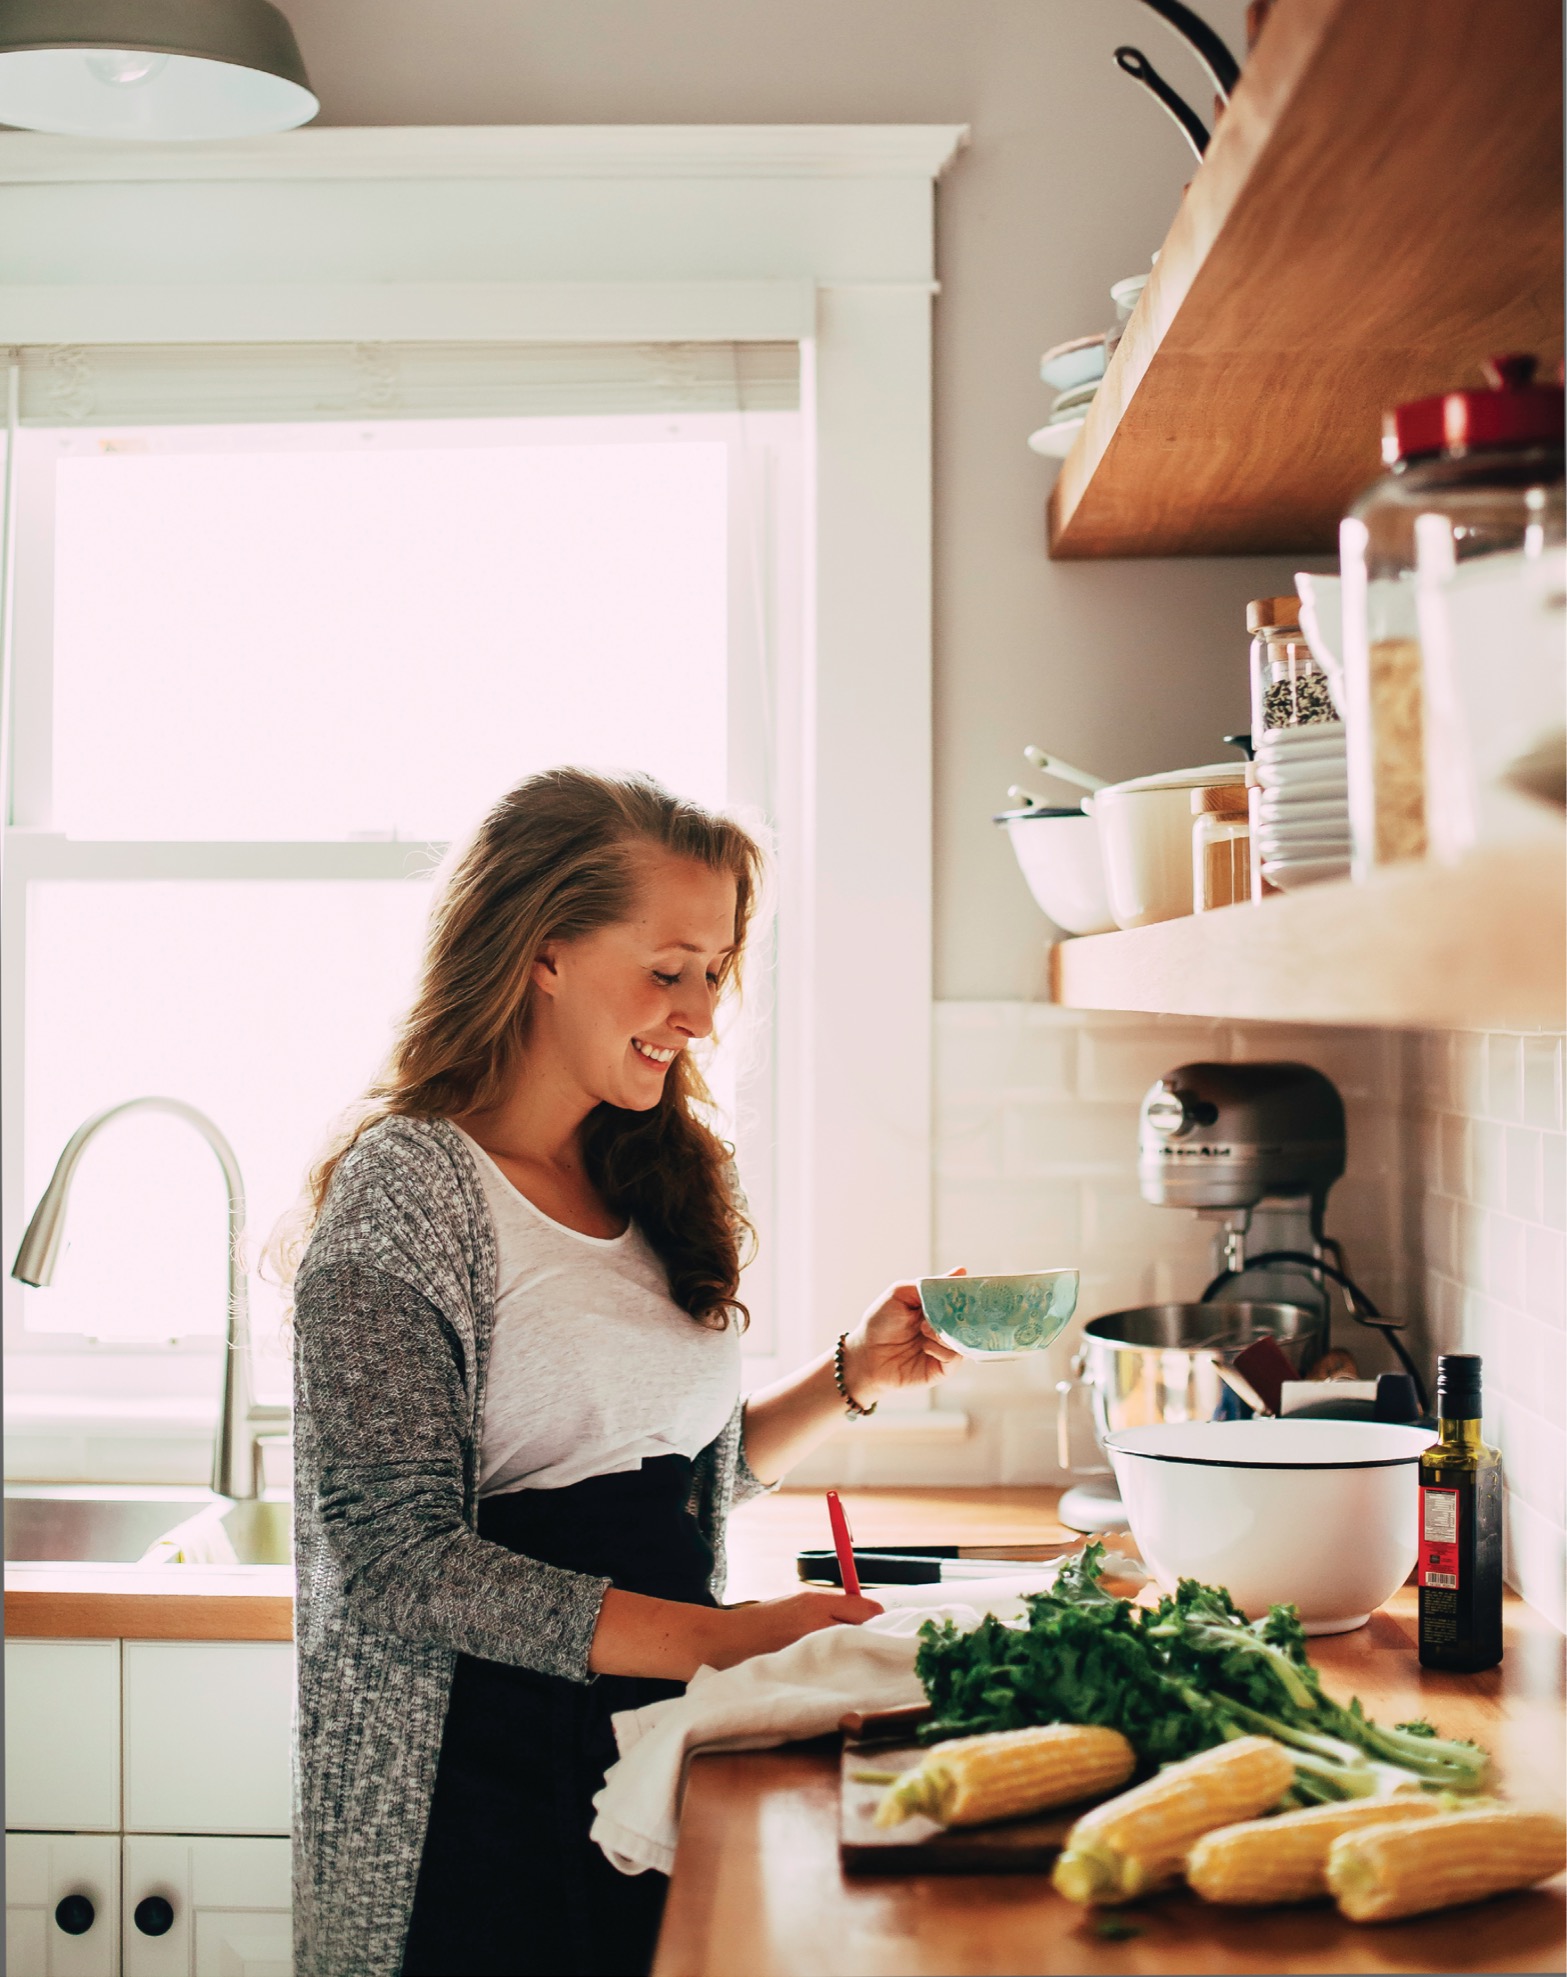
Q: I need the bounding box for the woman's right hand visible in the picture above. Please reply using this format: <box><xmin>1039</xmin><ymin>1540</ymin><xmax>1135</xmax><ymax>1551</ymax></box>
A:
<box><xmin>703</xmin><ymin>1589</ymin><xmax>884</xmax><ymax>1670</ymax></box>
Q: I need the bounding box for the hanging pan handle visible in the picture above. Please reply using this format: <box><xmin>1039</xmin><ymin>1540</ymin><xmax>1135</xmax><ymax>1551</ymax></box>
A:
<box><xmin>1131</xmin><ymin>0</ymin><xmax>1242</xmax><ymax>101</ymax></box>
<box><xmin>1114</xmin><ymin>47</ymin><xmax>1211</xmax><ymax>162</ymax></box>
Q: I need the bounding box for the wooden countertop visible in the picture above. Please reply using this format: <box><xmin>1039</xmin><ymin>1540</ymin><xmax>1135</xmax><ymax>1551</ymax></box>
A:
<box><xmin>656</xmin><ymin>1490</ymin><xmax>1567</xmax><ymax>1977</ymax></box>
<box><xmin>5</xmin><ymin>1562</ymin><xmax>293</xmax><ymax>1641</ymax></box>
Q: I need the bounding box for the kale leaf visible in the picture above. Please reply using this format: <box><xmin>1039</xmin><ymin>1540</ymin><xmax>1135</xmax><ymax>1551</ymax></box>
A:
<box><xmin>914</xmin><ymin>1542</ymin><xmax>1490</xmax><ymax>1798</ymax></box>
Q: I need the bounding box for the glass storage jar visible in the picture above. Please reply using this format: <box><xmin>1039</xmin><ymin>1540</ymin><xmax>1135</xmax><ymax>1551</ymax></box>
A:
<box><xmin>1340</xmin><ymin>354</ymin><xmax>1565</xmax><ymax>879</ymax></box>
<box><xmin>1192</xmin><ymin>784</ymin><xmax>1251</xmax><ymax>912</ymax></box>
<box><xmin>1248</xmin><ymin>595</ymin><xmax>1336</xmax><ymax>736</ymax></box>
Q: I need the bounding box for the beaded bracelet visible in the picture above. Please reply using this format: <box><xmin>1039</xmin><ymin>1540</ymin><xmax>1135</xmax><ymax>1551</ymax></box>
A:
<box><xmin>834</xmin><ymin>1331</ymin><xmax>877</xmax><ymax>1418</ymax></box>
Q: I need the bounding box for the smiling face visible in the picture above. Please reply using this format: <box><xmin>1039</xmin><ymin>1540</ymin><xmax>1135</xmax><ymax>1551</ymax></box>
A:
<box><xmin>527</xmin><ymin>846</ymin><xmax>740</xmax><ymax>1114</ymax></box>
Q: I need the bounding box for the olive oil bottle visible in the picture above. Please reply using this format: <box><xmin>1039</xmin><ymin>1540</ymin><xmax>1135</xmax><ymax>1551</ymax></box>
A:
<box><xmin>1417</xmin><ymin>1354</ymin><xmax>1503</xmax><ymax>1671</ymax></box>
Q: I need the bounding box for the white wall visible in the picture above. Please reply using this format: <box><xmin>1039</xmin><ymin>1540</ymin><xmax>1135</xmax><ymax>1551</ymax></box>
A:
<box><xmin>279</xmin><ymin>0</ymin><xmax>1311</xmax><ymax>999</ymax></box>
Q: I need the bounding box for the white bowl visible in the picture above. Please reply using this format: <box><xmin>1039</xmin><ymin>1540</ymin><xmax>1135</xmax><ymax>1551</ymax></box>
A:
<box><xmin>1089</xmin><ymin>764</ymin><xmax>1246</xmax><ymax>929</ymax></box>
<box><xmin>999</xmin><ymin>809</ymin><xmax>1116</xmax><ymax>935</ymax></box>
<box><xmin>1027</xmin><ymin>420</ymin><xmax>1085</xmax><ymax>459</ymax></box>
<box><xmin>1106</xmin><ymin>1419</ymin><xmax>1434</xmax><ymax>1634</ymax></box>
<box><xmin>1039</xmin><ymin>334</ymin><xmax>1108</xmax><ymax>393</ymax></box>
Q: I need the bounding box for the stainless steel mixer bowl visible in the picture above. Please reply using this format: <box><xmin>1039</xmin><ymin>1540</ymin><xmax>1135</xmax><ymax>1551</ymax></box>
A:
<box><xmin>1077</xmin><ymin>1301</ymin><xmax>1326</xmax><ymax>1447</ymax></box>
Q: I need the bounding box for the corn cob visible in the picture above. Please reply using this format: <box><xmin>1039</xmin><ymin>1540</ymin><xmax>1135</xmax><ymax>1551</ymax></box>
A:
<box><xmin>1052</xmin><ymin>1735</ymin><xmax>1296</xmax><ymax>1905</ymax></box>
<box><xmin>1327</xmin><ymin>1806</ymin><xmax>1567</xmax><ymax>1923</ymax></box>
<box><xmin>874</xmin><ymin>1723</ymin><xmax>1135</xmax><ymax>1829</ymax></box>
<box><xmin>1186</xmin><ymin>1794</ymin><xmax>1445</xmax><ymax>1906</ymax></box>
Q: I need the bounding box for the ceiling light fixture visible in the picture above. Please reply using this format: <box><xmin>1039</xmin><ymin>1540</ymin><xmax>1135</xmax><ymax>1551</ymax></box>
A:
<box><xmin>0</xmin><ymin>0</ymin><xmax>317</xmax><ymax>139</ymax></box>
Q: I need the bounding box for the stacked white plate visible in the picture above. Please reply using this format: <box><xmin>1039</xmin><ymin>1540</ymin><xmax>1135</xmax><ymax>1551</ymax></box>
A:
<box><xmin>1254</xmin><ymin>722</ymin><xmax>1350</xmax><ymax>890</ymax></box>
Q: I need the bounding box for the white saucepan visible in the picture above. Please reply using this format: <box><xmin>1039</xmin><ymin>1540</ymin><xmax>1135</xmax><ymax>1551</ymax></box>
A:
<box><xmin>1089</xmin><ymin>763</ymin><xmax>1248</xmax><ymax>929</ymax></box>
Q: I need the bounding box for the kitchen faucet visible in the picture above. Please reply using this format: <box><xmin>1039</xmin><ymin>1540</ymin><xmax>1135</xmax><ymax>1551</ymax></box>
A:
<box><xmin>10</xmin><ymin>1097</ymin><xmax>289</xmax><ymax>1500</ymax></box>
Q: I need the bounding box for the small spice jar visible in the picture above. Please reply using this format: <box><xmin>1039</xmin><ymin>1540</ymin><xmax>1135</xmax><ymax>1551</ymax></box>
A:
<box><xmin>1340</xmin><ymin>355</ymin><xmax>1566</xmax><ymax>878</ymax></box>
<box><xmin>1248</xmin><ymin>595</ymin><xmax>1336</xmax><ymax>736</ymax></box>
<box><xmin>1192</xmin><ymin>784</ymin><xmax>1251</xmax><ymax>912</ymax></box>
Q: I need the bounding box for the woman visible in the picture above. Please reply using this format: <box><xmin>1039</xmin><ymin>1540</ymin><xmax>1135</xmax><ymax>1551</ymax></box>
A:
<box><xmin>287</xmin><ymin>768</ymin><xmax>956</xmax><ymax>1977</ymax></box>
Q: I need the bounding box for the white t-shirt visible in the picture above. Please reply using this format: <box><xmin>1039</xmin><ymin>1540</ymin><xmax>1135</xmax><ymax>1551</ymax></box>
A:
<box><xmin>455</xmin><ymin>1128</ymin><xmax>742</xmax><ymax>1496</ymax></box>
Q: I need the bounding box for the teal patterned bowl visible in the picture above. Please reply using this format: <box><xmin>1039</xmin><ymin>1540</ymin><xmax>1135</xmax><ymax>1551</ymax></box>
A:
<box><xmin>917</xmin><ymin>1270</ymin><xmax>1079</xmax><ymax>1358</ymax></box>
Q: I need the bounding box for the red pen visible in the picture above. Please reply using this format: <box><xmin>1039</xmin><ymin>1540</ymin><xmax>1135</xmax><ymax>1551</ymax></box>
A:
<box><xmin>826</xmin><ymin>1489</ymin><xmax>862</xmax><ymax>1598</ymax></box>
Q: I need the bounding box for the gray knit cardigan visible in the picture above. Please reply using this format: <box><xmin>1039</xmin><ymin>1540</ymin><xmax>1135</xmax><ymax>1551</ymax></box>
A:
<box><xmin>291</xmin><ymin>1114</ymin><xmax>763</xmax><ymax>1977</ymax></box>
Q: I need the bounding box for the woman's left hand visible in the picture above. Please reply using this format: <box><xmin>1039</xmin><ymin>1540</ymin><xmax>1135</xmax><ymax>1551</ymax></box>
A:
<box><xmin>840</xmin><ymin>1272</ymin><xmax>964</xmax><ymax>1406</ymax></box>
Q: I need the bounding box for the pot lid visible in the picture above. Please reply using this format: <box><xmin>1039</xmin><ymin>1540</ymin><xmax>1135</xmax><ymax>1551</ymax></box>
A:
<box><xmin>1097</xmin><ymin>761</ymin><xmax>1249</xmax><ymax>797</ymax></box>
<box><xmin>993</xmin><ymin>805</ymin><xmax>1088</xmax><ymax>823</ymax></box>
<box><xmin>1385</xmin><ymin>353</ymin><xmax>1566</xmax><ymax>465</ymax></box>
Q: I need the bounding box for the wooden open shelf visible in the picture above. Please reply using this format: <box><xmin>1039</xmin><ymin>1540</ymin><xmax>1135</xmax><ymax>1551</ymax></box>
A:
<box><xmin>1047</xmin><ymin>0</ymin><xmax>1564</xmax><ymax>560</ymax></box>
<box><xmin>1050</xmin><ymin>838</ymin><xmax>1566</xmax><ymax>1030</ymax></box>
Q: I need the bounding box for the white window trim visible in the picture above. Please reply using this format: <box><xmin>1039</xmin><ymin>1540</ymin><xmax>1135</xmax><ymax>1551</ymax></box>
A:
<box><xmin>0</xmin><ymin>124</ymin><xmax>966</xmax><ymax>1429</ymax></box>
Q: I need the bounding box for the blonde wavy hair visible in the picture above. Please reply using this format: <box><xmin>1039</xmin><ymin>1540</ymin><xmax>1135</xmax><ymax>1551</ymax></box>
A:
<box><xmin>275</xmin><ymin>767</ymin><xmax>764</xmax><ymax>1329</ymax></box>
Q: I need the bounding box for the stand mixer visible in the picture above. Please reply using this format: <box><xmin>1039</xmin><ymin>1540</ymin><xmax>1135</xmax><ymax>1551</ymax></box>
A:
<box><xmin>1057</xmin><ymin>1061</ymin><xmax>1358</xmax><ymax>1534</ymax></box>
<box><xmin>1140</xmin><ymin>1061</ymin><xmax>1346</xmax><ymax>1324</ymax></box>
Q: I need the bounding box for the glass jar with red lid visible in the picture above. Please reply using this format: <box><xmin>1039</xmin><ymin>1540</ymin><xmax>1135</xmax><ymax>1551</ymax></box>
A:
<box><xmin>1339</xmin><ymin>355</ymin><xmax>1565</xmax><ymax>877</ymax></box>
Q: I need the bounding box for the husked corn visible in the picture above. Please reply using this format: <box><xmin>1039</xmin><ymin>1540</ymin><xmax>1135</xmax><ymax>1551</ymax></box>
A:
<box><xmin>1327</xmin><ymin>1806</ymin><xmax>1567</xmax><ymax>1923</ymax></box>
<box><xmin>874</xmin><ymin>1723</ymin><xmax>1135</xmax><ymax>1829</ymax></box>
<box><xmin>1052</xmin><ymin>1736</ymin><xmax>1296</xmax><ymax>1905</ymax></box>
<box><xmin>1187</xmin><ymin>1795</ymin><xmax>1445</xmax><ymax>1906</ymax></box>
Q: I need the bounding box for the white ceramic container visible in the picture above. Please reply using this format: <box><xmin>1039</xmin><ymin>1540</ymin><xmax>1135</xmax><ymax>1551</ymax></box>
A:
<box><xmin>999</xmin><ymin>808</ymin><xmax>1116</xmax><ymax>935</ymax></box>
<box><xmin>1089</xmin><ymin>764</ymin><xmax>1247</xmax><ymax>929</ymax></box>
<box><xmin>1105</xmin><ymin>1418</ymin><xmax>1435</xmax><ymax>1634</ymax></box>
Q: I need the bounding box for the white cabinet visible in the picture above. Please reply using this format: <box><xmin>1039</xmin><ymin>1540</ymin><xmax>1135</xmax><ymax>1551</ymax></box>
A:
<box><xmin>122</xmin><ymin>1837</ymin><xmax>290</xmax><ymax>1977</ymax></box>
<box><xmin>122</xmin><ymin>1645</ymin><xmax>293</xmax><ymax>1837</ymax></box>
<box><xmin>6</xmin><ymin>1832</ymin><xmax>121</xmax><ymax>1977</ymax></box>
<box><xmin>6</xmin><ymin>1641</ymin><xmax>122</xmax><ymax>1832</ymax></box>
<box><xmin>7</xmin><ymin>1640</ymin><xmax>294</xmax><ymax>1974</ymax></box>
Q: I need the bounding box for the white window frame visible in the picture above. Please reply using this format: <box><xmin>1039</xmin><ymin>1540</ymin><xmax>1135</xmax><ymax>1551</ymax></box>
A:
<box><xmin>0</xmin><ymin>124</ymin><xmax>966</xmax><ymax>1427</ymax></box>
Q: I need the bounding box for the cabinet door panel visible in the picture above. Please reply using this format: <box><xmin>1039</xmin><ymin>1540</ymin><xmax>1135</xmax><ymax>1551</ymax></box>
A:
<box><xmin>6</xmin><ymin>1831</ymin><xmax>121</xmax><ymax>1977</ymax></box>
<box><xmin>5</xmin><ymin>1640</ymin><xmax>121</xmax><ymax>1832</ymax></box>
<box><xmin>123</xmin><ymin>1644</ymin><xmax>292</xmax><ymax>1836</ymax></box>
<box><xmin>123</xmin><ymin>1836</ymin><xmax>290</xmax><ymax>1977</ymax></box>
<box><xmin>193</xmin><ymin>1913</ymin><xmax>291</xmax><ymax>1977</ymax></box>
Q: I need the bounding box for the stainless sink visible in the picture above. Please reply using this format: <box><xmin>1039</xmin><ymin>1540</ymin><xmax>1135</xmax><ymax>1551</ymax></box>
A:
<box><xmin>4</xmin><ymin>1488</ymin><xmax>216</xmax><ymax>1563</ymax></box>
<box><xmin>154</xmin><ymin>1497</ymin><xmax>293</xmax><ymax>1566</ymax></box>
<box><xmin>4</xmin><ymin>1486</ymin><xmax>292</xmax><ymax>1566</ymax></box>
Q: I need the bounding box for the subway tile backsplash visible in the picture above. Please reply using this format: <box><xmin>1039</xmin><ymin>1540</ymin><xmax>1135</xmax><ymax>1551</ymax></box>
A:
<box><xmin>1408</xmin><ymin>1028</ymin><xmax>1566</xmax><ymax>1630</ymax></box>
<box><xmin>796</xmin><ymin>1004</ymin><xmax>1408</xmax><ymax>1490</ymax></box>
<box><xmin>802</xmin><ymin>1005</ymin><xmax>1565</xmax><ymax>1633</ymax></box>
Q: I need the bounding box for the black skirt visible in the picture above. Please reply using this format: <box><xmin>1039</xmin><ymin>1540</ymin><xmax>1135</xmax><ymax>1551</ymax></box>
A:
<box><xmin>400</xmin><ymin>1455</ymin><xmax>718</xmax><ymax>1977</ymax></box>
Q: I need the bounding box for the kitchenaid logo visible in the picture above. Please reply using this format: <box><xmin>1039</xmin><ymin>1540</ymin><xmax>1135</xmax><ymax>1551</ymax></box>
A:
<box><xmin>1151</xmin><ymin>1143</ymin><xmax>1243</xmax><ymax>1159</ymax></box>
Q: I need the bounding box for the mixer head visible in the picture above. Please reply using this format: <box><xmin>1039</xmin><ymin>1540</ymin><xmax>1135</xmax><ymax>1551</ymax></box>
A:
<box><xmin>1138</xmin><ymin>1062</ymin><xmax>1347</xmax><ymax>1215</ymax></box>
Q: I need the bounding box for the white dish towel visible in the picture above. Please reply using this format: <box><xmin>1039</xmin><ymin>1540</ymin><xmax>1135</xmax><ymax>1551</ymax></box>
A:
<box><xmin>590</xmin><ymin>1573</ymin><xmax>1055</xmax><ymax>1876</ymax></box>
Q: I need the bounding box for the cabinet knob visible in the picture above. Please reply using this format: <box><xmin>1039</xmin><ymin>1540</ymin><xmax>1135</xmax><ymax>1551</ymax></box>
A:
<box><xmin>133</xmin><ymin>1895</ymin><xmax>176</xmax><ymax>1937</ymax></box>
<box><xmin>54</xmin><ymin>1894</ymin><xmax>96</xmax><ymax>1935</ymax></box>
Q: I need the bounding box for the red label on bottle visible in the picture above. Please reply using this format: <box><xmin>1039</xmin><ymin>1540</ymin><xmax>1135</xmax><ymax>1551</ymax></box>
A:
<box><xmin>1420</xmin><ymin>1486</ymin><xmax>1460</xmax><ymax>1589</ymax></box>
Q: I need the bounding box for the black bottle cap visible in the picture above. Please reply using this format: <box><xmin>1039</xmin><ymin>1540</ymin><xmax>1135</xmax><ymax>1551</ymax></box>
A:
<box><xmin>1373</xmin><ymin>1372</ymin><xmax>1420</xmax><ymax>1422</ymax></box>
<box><xmin>1436</xmin><ymin>1352</ymin><xmax>1483</xmax><ymax>1416</ymax></box>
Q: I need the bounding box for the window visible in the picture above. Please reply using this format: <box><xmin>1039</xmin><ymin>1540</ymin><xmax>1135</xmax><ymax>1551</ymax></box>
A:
<box><xmin>3</xmin><ymin>350</ymin><xmax>801</xmax><ymax>1453</ymax></box>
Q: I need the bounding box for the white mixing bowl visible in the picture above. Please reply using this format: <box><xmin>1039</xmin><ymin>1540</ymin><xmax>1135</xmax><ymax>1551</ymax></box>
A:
<box><xmin>998</xmin><ymin>808</ymin><xmax>1116</xmax><ymax>935</ymax></box>
<box><xmin>1105</xmin><ymin>1419</ymin><xmax>1435</xmax><ymax>1634</ymax></box>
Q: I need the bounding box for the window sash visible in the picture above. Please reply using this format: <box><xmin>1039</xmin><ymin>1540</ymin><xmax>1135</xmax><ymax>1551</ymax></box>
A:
<box><xmin>12</xmin><ymin>339</ymin><xmax>799</xmax><ymax>428</ymax></box>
